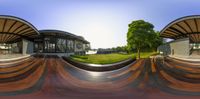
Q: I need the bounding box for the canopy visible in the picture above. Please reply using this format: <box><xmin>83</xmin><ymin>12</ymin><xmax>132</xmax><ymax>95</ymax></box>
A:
<box><xmin>0</xmin><ymin>15</ymin><xmax>39</xmax><ymax>43</ymax></box>
<box><xmin>160</xmin><ymin>15</ymin><xmax>200</xmax><ymax>42</ymax></box>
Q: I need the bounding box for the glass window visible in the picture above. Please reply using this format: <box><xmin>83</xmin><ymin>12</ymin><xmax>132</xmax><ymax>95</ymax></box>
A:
<box><xmin>76</xmin><ymin>41</ymin><xmax>83</xmax><ymax>50</ymax></box>
<box><xmin>34</xmin><ymin>42</ymin><xmax>43</xmax><ymax>53</ymax></box>
<box><xmin>56</xmin><ymin>38</ymin><xmax>66</xmax><ymax>53</ymax></box>
<box><xmin>67</xmin><ymin>40</ymin><xmax>74</xmax><ymax>52</ymax></box>
<box><xmin>0</xmin><ymin>41</ymin><xmax>22</xmax><ymax>54</ymax></box>
<box><xmin>44</xmin><ymin>37</ymin><xmax>56</xmax><ymax>53</ymax></box>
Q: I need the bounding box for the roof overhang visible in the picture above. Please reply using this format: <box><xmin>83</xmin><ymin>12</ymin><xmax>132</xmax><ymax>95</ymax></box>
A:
<box><xmin>0</xmin><ymin>15</ymin><xmax>39</xmax><ymax>43</ymax></box>
<box><xmin>160</xmin><ymin>15</ymin><xmax>200</xmax><ymax>43</ymax></box>
<box><xmin>39</xmin><ymin>29</ymin><xmax>90</xmax><ymax>44</ymax></box>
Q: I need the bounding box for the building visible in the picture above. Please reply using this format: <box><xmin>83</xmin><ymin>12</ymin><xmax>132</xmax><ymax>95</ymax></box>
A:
<box><xmin>0</xmin><ymin>15</ymin><xmax>90</xmax><ymax>56</ymax></box>
<box><xmin>158</xmin><ymin>15</ymin><xmax>200</xmax><ymax>57</ymax></box>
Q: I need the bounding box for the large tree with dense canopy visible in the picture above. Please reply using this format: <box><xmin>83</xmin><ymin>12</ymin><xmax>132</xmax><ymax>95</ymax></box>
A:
<box><xmin>127</xmin><ymin>20</ymin><xmax>156</xmax><ymax>59</ymax></box>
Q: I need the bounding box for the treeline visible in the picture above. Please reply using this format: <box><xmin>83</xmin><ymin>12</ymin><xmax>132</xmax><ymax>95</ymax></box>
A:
<box><xmin>96</xmin><ymin>46</ymin><xmax>128</xmax><ymax>54</ymax></box>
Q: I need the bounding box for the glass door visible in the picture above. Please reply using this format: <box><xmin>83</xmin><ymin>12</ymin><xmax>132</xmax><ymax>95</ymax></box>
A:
<box><xmin>44</xmin><ymin>37</ymin><xmax>56</xmax><ymax>53</ymax></box>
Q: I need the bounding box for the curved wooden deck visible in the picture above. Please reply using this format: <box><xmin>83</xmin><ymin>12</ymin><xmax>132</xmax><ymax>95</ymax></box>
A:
<box><xmin>0</xmin><ymin>55</ymin><xmax>200</xmax><ymax>99</ymax></box>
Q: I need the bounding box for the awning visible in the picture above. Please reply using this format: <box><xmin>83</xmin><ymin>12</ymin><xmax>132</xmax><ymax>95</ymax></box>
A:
<box><xmin>160</xmin><ymin>15</ymin><xmax>200</xmax><ymax>43</ymax></box>
<box><xmin>0</xmin><ymin>15</ymin><xmax>39</xmax><ymax>43</ymax></box>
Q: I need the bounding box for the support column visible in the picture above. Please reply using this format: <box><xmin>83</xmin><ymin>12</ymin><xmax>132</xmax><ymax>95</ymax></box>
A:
<box><xmin>22</xmin><ymin>39</ymin><xmax>28</xmax><ymax>55</ymax></box>
<box><xmin>73</xmin><ymin>40</ymin><xmax>76</xmax><ymax>52</ymax></box>
<box><xmin>22</xmin><ymin>39</ymin><xmax>33</xmax><ymax>55</ymax></box>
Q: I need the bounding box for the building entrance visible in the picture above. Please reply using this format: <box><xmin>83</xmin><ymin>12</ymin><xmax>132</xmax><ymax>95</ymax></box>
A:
<box><xmin>0</xmin><ymin>42</ymin><xmax>22</xmax><ymax>54</ymax></box>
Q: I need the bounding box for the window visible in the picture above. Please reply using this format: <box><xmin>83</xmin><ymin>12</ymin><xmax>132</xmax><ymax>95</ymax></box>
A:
<box><xmin>44</xmin><ymin>37</ymin><xmax>56</xmax><ymax>53</ymax></box>
<box><xmin>67</xmin><ymin>40</ymin><xmax>74</xmax><ymax>52</ymax></box>
<box><xmin>56</xmin><ymin>38</ymin><xmax>66</xmax><ymax>53</ymax></box>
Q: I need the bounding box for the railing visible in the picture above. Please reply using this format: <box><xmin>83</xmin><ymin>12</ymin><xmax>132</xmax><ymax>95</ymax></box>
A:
<box><xmin>62</xmin><ymin>56</ymin><xmax>136</xmax><ymax>72</ymax></box>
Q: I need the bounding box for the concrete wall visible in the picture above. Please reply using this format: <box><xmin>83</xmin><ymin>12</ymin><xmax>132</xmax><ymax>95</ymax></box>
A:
<box><xmin>170</xmin><ymin>38</ymin><xmax>189</xmax><ymax>56</ymax></box>
<box><xmin>22</xmin><ymin>39</ymin><xmax>34</xmax><ymax>55</ymax></box>
<box><xmin>158</xmin><ymin>38</ymin><xmax>190</xmax><ymax>56</ymax></box>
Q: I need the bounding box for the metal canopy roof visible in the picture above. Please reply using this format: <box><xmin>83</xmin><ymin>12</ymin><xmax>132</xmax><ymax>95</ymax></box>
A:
<box><xmin>0</xmin><ymin>15</ymin><xmax>39</xmax><ymax>43</ymax></box>
<box><xmin>160</xmin><ymin>15</ymin><xmax>200</xmax><ymax>43</ymax></box>
<box><xmin>39</xmin><ymin>29</ymin><xmax>90</xmax><ymax>44</ymax></box>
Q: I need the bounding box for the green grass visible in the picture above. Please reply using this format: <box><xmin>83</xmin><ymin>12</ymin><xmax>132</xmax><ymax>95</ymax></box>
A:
<box><xmin>70</xmin><ymin>53</ymin><xmax>135</xmax><ymax>64</ymax></box>
<box><xmin>136</xmin><ymin>52</ymin><xmax>158</xmax><ymax>58</ymax></box>
<box><xmin>70</xmin><ymin>51</ymin><xmax>157</xmax><ymax>64</ymax></box>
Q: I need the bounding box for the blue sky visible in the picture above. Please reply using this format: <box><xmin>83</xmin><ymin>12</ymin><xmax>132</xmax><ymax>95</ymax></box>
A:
<box><xmin>0</xmin><ymin>0</ymin><xmax>200</xmax><ymax>48</ymax></box>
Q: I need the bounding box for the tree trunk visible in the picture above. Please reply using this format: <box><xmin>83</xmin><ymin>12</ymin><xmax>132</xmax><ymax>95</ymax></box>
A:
<box><xmin>137</xmin><ymin>48</ymin><xmax>140</xmax><ymax>59</ymax></box>
<box><xmin>153</xmin><ymin>48</ymin><xmax>157</xmax><ymax>52</ymax></box>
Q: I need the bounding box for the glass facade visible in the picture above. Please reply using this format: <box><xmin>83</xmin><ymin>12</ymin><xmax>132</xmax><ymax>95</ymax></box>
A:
<box><xmin>0</xmin><ymin>41</ymin><xmax>22</xmax><ymax>54</ymax></box>
<box><xmin>32</xmin><ymin>30</ymin><xmax>90</xmax><ymax>54</ymax></box>
<box><xmin>44</xmin><ymin>37</ymin><xmax>56</xmax><ymax>53</ymax></box>
<box><xmin>0</xmin><ymin>43</ymin><xmax>11</xmax><ymax>54</ymax></box>
<box><xmin>75</xmin><ymin>41</ymin><xmax>83</xmax><ymax>50</ymax></box>
<box><xmin>190</xmin><ymin>43</ymin><xmax>200</xmax><ymax>50</ymax></box>
<box><xmin>67</xmin><ymin>40</ymin><xmax>74</xmax><ymax>52</ymax></box>
<box><xmin>189</xmin><ymin>43</ymin><xmax>200</xmax><ymax>55</ymax></box>
<box><xmin>33</xmin><ymin>36</ymin><xmax>83</xmax><ymax>53</ymax></box>
<box><xmin>56</xmin><ymin>38</ymin><xmax>67</xmax><ymax>53</ymax></box>
<box><xmin>34</xmin><ymin>42</ymin><xmax>43</xmax><ymax>53</ymax></box>
<box><xmin>0</xmin><ymin>35</ymin><xmax>88</xmax><ymax>54</ymax></box>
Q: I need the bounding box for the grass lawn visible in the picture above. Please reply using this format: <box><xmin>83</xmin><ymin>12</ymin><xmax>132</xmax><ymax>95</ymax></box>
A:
<box><xmin>69</xmin><ymin>52</ymin><xmax>158</xmax><ymax>64</ymax></box>
<box><xmin>136</xmin><ymin>52</ymin><xmax>158</xmax><ymax>58</ymax></box>
<box><xmin>70</xmin><ymin>53</ymin><xmax>135</xmax><ymax>64</ymax></box>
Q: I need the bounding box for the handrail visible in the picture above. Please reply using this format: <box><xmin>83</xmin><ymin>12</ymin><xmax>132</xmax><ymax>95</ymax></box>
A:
<box><xmin>62</xmin><ymin>56</ymin><xmax>136</xmax><ymax>72</ymax></box>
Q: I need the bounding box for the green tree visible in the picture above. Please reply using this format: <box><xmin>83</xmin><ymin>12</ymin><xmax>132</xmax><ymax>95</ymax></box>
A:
<box><xmin>150</xmin><ymin>31</ymin><xmax>163</xmax><ymax>51</ymax></box>
<box><xmin>127</xmin><ymin>20</ymin><xmax>155</xmax><ymax>59</ymax></box>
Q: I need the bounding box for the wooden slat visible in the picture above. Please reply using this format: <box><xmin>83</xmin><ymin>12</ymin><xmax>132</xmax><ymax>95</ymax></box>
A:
<box><xmin>178</xmin><ymin>21</ymin><xmax>192</xmax><ymax>33</ymax></box>
<box><xmin>186</xmin><ymin>19</ymin><xmax>197</xmax><ymax>32</ymax></box>
<box><xmin>0</xmin><ymin>19</ymin><xmax>5</xmax><ymax>32</ymax></box>
<box><xmin>6</xmin><ymin>23</ymin><xmax>24</xmax><ymax>42</ymax></box>
<box><xmin>172</xmin><ymin>24</ymin><xmax>187</xmax><ymax>34</ymax></box>
<box><xmin>3</xmin><ymin>20</ymin><xmax>17</xmax><ymax>43</ymax></box>
<box><xmin>1</xmin><ymin>19</ymin><xmax>7</xmax><ymax>43</ymax></box>
<box><xmin>9</xmin><ymin>22</ymin><xmax>23</xmax><ymax>33</ymax></box>
<box><xmin>3</xmin><ymin>19</ymin><xmax>16</xmax><ymax>32</ymax></box>
<box><xmin>14</xmin><ymin>25</ymin><xmax>28</xmax><ymax>34</ymax></box>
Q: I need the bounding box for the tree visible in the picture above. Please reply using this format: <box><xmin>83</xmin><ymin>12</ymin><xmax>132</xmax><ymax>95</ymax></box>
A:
<box><xmin>149</xmin><ymin>31</ymin><xmax>163</xmax><ymax>51</ymax></box>
<box><xmin>111</xmin><ymin>46</ymin><xmax>128</xmax><ymax>53</ymax></box>
<box><xmin>127</xmin><ymin>20</ymin><xmax>155</xmax><ymax>59</ymax></box>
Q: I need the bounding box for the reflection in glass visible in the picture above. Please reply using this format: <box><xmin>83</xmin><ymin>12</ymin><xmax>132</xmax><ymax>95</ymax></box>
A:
<box><xmin>57</xmin><ymin>38</ymin><xmax>67</xmax><ymax>53</ymax></box>
<box><xmin>44</xmin><ymin>37</ymin><xmax>56</xmax><ymax>53</ymax></box>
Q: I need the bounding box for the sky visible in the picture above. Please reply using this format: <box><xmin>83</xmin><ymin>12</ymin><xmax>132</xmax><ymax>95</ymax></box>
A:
<box><xmin>0</xmin><ymin>0</ymin><xmax>200</xmax><ymax>48</ymax></box>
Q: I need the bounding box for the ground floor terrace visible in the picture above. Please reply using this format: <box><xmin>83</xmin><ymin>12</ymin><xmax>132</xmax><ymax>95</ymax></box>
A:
<box><xmin>0</xmin><ymin>54</ymin><xmax>199</xmax><ymax>99</ymax></box>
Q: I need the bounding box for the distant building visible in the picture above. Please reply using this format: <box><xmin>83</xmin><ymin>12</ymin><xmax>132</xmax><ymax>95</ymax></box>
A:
<box><xmin>97</xmin><ymin>48</ymin><xmax>116</xmax><ymax>54</ymax></box>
